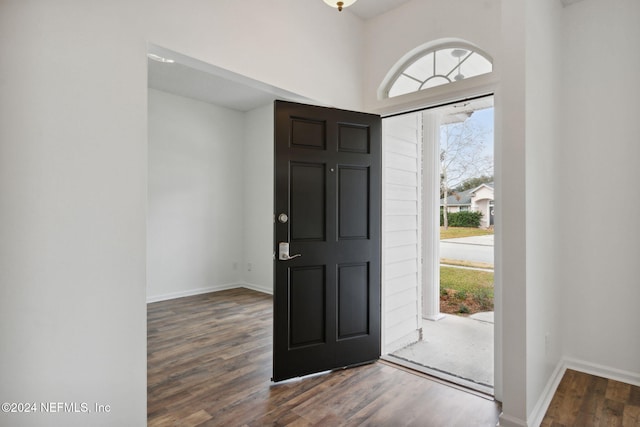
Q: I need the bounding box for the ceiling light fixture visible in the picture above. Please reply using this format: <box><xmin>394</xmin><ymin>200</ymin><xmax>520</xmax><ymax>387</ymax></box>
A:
<box><xmin>451</xmin><ymin>49</ymin><xmax>468</xmax><ymax>81</ymax></box>
<box><xmin>323</xmin><ymin>0</ymin><xmax>357</xmax><ymax>12</ymax></box>
<box><xmin>147</xmin><ymin>53</ymin><xmax>175</xmax><ymax>63</ymax></box>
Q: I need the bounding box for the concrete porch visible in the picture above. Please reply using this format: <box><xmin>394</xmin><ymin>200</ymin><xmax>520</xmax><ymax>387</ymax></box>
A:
<box><xmin>388</xmin><ymin>312</ymin><xmax>494</xmax><ymax>395</ymax></box>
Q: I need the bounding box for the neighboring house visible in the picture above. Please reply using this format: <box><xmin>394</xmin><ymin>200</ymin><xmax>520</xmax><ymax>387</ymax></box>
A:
<box><xmin>441</xmin><ymin>183</ymin><xmax>494</xmax><ymax>227</ymax></box>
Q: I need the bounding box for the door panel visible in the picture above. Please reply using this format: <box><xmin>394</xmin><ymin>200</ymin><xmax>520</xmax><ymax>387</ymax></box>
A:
<box><xmin>273</xmin><ymin>100</ymin><xmax>381</xmax><ymax>382</ymax></box>
<box><xmin>337</xmin><ymin>263</ymin><xmax>370</xmax><ymax>339</ymax></box>
<box><xmin>290</xmin><ymin>163</ymin><xmax>326</xmax><ymax>241</ymax></box>
<box><xmin>289</xmin><ymin>266</ymin><xmax>326</xmax><ymax>347</ymax></box>
<box><xmin>338</xmin><ymin>166</ymin><xmax>369</xmax><ymax>239</ymax></box>
<box><xmin>291</xmin><ymin>118</ymin><xmax>326</xmax><ymax>150</ymax></box>
<box><xmin>338</xmin><ymin>124</ymin><xmax>370</xmax><ymax>153</ymax></box>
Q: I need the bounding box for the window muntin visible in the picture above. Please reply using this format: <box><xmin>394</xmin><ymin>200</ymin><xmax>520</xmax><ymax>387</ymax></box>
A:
<box><xmin>387</xmin><ymin>46</ymin><xmax>493</xmax><ymax>98</ymax></box>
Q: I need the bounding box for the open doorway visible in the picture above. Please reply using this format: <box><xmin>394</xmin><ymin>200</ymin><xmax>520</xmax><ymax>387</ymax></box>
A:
<box><xmin>382</xmin><ymin>96</ymin><xmax>495</xmax><ymax>395</ymax></box>
<box><xmin>145</xmin><ymin>45</ymin><xmax>317</xmax><ymax>303</ymax></box>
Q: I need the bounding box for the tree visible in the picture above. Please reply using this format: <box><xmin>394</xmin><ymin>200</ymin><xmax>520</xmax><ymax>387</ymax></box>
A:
<box><xmin>453</xmin><ymin>175</ymin><xmax>494</xmax><ymax>193</ymax></box>
<box><xmin>441</xmin><ymin>117</ymin><xmax>493</xmax><ymax>229</ymax></box>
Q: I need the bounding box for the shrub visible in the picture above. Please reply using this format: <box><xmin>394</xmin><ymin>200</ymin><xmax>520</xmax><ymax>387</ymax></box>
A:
<box><xmin>440</xmin><ymin>210</ymin><xmax>483</xmax><ymax>227</ymax></box>
<box><xmin>475</xmin><ymin>287</ymin><xmax>494</xmax><ymax>310</ymax></box>
<box><xmin>440</xmin><ymin>266</ymin><xmax>494</xmax><ymax>315</ymax></box>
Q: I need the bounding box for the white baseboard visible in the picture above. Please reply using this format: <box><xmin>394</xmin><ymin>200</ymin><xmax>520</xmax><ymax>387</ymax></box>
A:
<box><xmin>497</xmin><ymin>413</ymin><xmax>527</xmax><ymax>427</ymax></box>
<box><xmin>146</xmin><ymin>282</ymin><xmax>274</xmax><ymax>303</ymax></box>
<box><xmin>527</xmin><ymin>360</ymin><xmax>567</xmax><ymax>427</ymax></box>
<box><xmin>146</xmin><ymin>283</ymin><xmax>243</xmax><ymax>303</ymax></box>
<box><xmin>564</xmin><ymin>357</ymin><xmax>640</xmax><ymax>387</ymax></box>
<box><xmin>241</xmin><ymin>282</ymin><xmax>273</xmax><ymax>295</ymax></box>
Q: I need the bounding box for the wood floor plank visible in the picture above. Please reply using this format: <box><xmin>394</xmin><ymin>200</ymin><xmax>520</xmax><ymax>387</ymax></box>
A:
<box><xmin>542</xmin><ymin>369</ymin><xmax>640</xmax><ymax>427</ymax></box>
<box><xmin>624</xmin><ymin>404</ymin><xmax>640</xmax><ymax>427</ymax></box>
<box><xmin>608</xmin><ymin>381</ymin><xmax>632</xmax><ymax>403</ymax></box>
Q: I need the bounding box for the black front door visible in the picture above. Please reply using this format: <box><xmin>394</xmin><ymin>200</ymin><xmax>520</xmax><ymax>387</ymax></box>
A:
<box><xmin>273</xmin><ymin>100</ymin><xmax>382</xmax><ymax>382</ymax></box>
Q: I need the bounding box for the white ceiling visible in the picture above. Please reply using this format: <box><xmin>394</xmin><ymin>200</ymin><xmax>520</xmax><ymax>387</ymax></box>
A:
<box><xmin>148</xmin><ymin>59</ymin><xmax>277</xmax><ymax>111</ymax></box>
<box><xmin>147</xmin><ymin>45</ymin><xmax>319</xmax><ymax>112</ymax></box>
<box><xmin>147</xmin><ymin>0</ymin><xmax>414</xmax><ymax>111</ymax></box>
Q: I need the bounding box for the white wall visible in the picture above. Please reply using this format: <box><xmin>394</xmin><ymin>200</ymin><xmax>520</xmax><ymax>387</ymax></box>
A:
<box><xmin>495</xmin><ymin>0</ymin><xmax>528</xmax><ymax>420</ymax></box>
<box><xmin>243</xmin><ymin>103</ymin><xmax>275</xmax><ymax>293</ymax></box>
<box><xmin>0</xmin><ymin>1</ymin><xmax>364</xmax><ymax>424</ymax></box>
<box><xmin>147</xmin><ymin>89</ymin><xmax>245</xmax><ymax>301</ymax></box>
<box><xmin>524</xmin><ymin>0</ymin><xmax>564</xmax><ymax>423</ymax></box>
<box><xmin>500</xmin><ymin>1</ymin><xmax>640</xmax><ymax>425</ymax></box>
<box><xmin>145</xmin><ymin>0</ymin><xmax>365</xmax><ymax>111</ymax></box>
<box><xmin>498</xmin><ymin>0</ymin><xmax>566</xmax><ymax>424</ymax></box>
<box><xmin>559</xmin><ymin>0</ymin><xmax>640</xmax><ymax>377</ymax></box>
<box><xmin>0</xmin><ymin>2</ymin><xmax>149</xmax><ymax>425</ymax></box>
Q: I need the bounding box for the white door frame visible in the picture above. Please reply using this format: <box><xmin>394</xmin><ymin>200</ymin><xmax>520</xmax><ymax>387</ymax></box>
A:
<box><xmin>375</xmin><ymin>76</ymin><xmax>501</xmax><ymax>401</ymax></box>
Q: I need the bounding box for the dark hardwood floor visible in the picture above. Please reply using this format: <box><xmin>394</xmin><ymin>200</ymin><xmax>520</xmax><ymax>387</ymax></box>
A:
<box><xmin>149</xmin><ymin>288</ymin><xmax>640</xmax><ymax>426</ymax></box>
<box><xmin>541</xmin><ymin>369</ymin><xmax>640</xmax><ymax>427</ymax></box>
<box><xmin>148</xmin><ymin>288</ymin><xmax>500</xmax><ymax>426</ymax></box>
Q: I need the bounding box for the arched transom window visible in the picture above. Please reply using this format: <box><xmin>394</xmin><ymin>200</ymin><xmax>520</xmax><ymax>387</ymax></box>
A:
<box><xmin>386</xmin><ymin>45</ymin><xmax>493</xmax><ymax>98</ymax></box>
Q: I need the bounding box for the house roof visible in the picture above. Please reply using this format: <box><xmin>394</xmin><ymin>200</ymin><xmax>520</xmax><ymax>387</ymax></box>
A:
<box><xmin>442</xmin><ymin>188</ymin><xmax>474</xmax><ymax>206</ymax></box>
<box><xmin>441</xmin><ymin>182</ymin><xmax>494</xmax><ymax>206</ymax></box>
<box><xmin>469</xmin><ymin>182</ymin><xmax>494</xmax><ymax>196</ymax></box>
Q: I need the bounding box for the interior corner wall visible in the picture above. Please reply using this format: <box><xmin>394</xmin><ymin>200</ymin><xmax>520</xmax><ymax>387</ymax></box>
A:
<box><xmin>362</xmin><ymin>0</ymin><xmax>501</xmax><ymax>112</ymax></box>
<box><xmin>147</xmin><ymin>89</ymin><xmax>245</xmax><ymax>301</ymax></box>
<box><xmin>524</xmin><ymin>0</ymin><xmax>564</xmax><ymax>420</ymax></box>
<box><xmin>559</xmin><ymin>0</ymin><xmax>640</xmax><ymax>378</ymax></box>
<box><xmin>243</xmin><ymin>103</ymin><xmax>275</xmax><ymax>294</ymax></box>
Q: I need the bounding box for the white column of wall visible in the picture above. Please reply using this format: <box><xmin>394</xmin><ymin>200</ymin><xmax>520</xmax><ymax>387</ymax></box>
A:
<box><xmin>421</xmin><ymin>111</ymin><xmax>445</xmax><ymax>321</ymax></box>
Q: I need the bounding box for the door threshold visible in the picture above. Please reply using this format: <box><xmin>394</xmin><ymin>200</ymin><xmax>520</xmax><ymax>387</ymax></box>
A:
<box><xmin>381</xmin><ymin>355</ymin><xmax>495</xmax><ymax>398</ymax></box>
<box><xmin>271</xmin><ymin>369</ymin><xmax>333</xmax><ymax>385</ymax></box>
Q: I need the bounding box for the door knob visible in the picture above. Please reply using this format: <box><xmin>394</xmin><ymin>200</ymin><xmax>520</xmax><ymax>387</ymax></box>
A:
<box><xmin>278</xmin><ymin>242</ymin><xmax>301</xmax><ymax>261</ymax></box>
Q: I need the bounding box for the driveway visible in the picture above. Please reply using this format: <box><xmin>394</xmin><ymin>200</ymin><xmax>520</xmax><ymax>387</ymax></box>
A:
<box><xmin>440</xmin><ymin>234</ymin><xmax>494</xmax><ymax>266</ymax></box>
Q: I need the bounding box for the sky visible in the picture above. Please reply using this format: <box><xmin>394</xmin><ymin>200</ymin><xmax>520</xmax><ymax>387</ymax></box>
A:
<box><xmin>439</xmin><ymin>106</ymin><xmax>494</xmax><ymax>185</ymax></box>
<box><xmin>467</xmin><ymin>107</ymin><xmax>494</xmax><ymax>160</ymax></box>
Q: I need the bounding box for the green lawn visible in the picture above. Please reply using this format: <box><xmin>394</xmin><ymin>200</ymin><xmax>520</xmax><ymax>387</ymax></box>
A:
<box><xmin>440</xmin><ymin>266</ymin><xmax>494</xmax><ymax>314</ymax></box>
<box><xmin>440</xmin><ymin>226</ymin><xmax>493</xmax><ymax>240</ymax></box>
